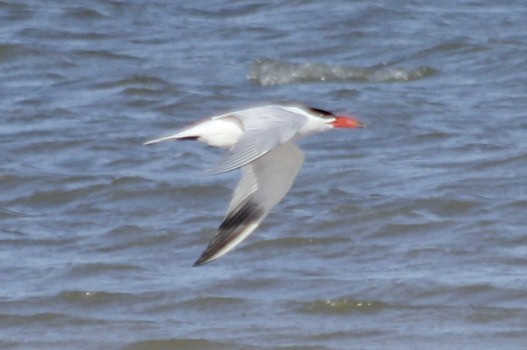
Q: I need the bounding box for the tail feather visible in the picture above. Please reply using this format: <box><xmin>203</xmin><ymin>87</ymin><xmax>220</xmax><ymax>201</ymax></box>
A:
<box><xmin>143</xmin><ymin>134</ymin><xmax>198</xmax><ymax>145</ymax></box>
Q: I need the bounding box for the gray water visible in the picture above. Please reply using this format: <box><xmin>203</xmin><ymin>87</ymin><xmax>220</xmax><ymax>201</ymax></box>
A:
<box><xmin>1</xmin><ymin>1</ymin><xmax>527</xmax><ymax>349</ymax></box>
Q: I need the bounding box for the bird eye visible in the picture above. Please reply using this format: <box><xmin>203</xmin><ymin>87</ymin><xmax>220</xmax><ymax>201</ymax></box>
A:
<box><xmin>309</xmin><ymin>107</ymin><xmax>334</xmax><ymax>119</ymax></box>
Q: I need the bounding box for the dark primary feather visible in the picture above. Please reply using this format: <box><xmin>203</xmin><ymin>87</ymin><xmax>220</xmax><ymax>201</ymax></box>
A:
<box><xmin>193</xmin><ymin>199</ymin><xmax>264</xmax><ymax>266</ymax></box>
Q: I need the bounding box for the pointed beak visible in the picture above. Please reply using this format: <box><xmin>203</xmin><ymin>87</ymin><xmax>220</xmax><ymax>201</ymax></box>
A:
<box><xmin>332</xmin><ymin>115</ymin><xmax>365</xmax><ymax>129</ymax></box>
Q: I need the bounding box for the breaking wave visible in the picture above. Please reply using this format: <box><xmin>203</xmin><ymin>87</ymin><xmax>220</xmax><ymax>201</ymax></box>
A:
<box><xmin>248</xmin><ymin>58</ymin><xmax>436</xmax><ymax>86</ymax></box>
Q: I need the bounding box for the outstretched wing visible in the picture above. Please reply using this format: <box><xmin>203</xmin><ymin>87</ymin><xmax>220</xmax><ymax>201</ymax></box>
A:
<box><xmin>194</xmin><ymin>142</ymin><xmax>305</xmax><ymax>266</ymax></box>
<box><xmin>210</xmin><ymin>106</ymin><xmax>307</xmax><ymax>174</ymax></box>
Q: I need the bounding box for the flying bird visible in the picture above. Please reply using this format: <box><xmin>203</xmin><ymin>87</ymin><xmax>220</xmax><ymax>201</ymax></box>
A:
<box><xmin>144</xmin><ymin>102</ymin><xmax>364</xmax><ymax>266</ymax></box>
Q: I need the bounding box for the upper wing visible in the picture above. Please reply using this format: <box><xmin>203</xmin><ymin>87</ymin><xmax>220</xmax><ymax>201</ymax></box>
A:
<box><xmin>210</xmin><ymin>106</ymin><xmax>307</xmax><ymax>174</ymax></box>
<box><xmin>193</xmin><ymin>142</ymin><xmax>305</xmax><ymax>266</ymax></box>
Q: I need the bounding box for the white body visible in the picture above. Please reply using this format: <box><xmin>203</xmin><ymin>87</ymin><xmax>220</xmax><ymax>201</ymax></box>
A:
<box><xmin>145</xmin><ymin>102</ymin><xmax>363</xmax><ymax>266</ymax></box>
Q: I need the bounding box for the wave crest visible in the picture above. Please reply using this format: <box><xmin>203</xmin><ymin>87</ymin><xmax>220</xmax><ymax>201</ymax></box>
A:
<box><xmin>249</xmin><ymin>58</ymin><xmax>436</xmax><ymax>86</ymax></box>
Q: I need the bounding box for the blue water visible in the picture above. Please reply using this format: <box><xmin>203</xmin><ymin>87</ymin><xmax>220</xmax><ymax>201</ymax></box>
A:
<box><xmin>1</xmin><ymin>1</ymin><xmax>526</xmax><ymax>349</ymax></box>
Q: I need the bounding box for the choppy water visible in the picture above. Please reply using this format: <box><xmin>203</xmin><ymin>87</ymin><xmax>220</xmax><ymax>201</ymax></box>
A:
<box><xmin>1</xmin><ymin>1</ymin><xmax>527</xmax><ymax>349</ymax></box>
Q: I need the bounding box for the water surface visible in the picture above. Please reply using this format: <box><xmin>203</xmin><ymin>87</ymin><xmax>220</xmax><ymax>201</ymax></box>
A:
<box><xmin>1</xmin><ymin>1</ymin><xmax>526</xmax><ymax>349</ymax></box>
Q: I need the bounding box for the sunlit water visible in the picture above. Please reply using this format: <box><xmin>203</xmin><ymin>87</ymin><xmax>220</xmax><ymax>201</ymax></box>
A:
<box><xmin>1</xmin><ymin>1</ymin><xmax>526</xmax><ymax>349</ymax></box>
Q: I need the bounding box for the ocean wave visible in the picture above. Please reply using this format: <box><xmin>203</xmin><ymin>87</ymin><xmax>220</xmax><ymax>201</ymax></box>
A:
<box><xmin>248</xmin><ymin>58</ymin><xmax>436</xmax><ymax>86</ymax></box>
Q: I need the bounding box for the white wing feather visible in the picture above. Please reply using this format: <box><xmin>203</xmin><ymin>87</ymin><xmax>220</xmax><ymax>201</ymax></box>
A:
<box><xmin>194</xmin><ymin>142</ymin><xmax>305</xmax><ymax>266</ymax></box>
<box><xmin>211</xmin><ymin>106</ymin><xmax>307</xmax><ymax>173</ymax></box>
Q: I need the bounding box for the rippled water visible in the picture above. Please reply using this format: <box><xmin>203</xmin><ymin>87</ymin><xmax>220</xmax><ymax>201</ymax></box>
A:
<box><xmin>1</xmin><ymin>1</ymin><xmax>527</xmax><ymax>349</ymax></box>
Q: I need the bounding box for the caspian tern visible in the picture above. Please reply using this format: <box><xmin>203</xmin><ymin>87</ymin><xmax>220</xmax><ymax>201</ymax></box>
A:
<box><xmin>145</xmin><ymin>102</ymin><xmax>364</xmax><ymax>266</ymax></box>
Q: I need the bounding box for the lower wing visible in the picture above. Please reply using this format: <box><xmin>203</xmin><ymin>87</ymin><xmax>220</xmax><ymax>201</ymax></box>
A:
<box><xmin>194</xmin><ymin>142</ymin><xmax>305</xmax><ymax>266</ymax></box>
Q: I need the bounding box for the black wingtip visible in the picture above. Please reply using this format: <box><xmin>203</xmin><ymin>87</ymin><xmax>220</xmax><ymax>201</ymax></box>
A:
<box><xmin>193</xmin><ymin>246</ymin><xmax>221</xmax><ymax>267</ymax></box>
<box><xmin>192</xmin><ymin>200</ymin><xmax>263</xmax><ymax>267</ymax></box>
<box><xmin>193</xmin><ymin>256</ymin><xmax>210</xmax><ymax>267</ymax></box>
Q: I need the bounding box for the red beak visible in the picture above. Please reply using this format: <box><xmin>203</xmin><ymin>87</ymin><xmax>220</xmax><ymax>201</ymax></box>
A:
<box><xmin>332</xmin><ymin>115</ymin><xmax>365</xmax><ymax>128</ymax></box>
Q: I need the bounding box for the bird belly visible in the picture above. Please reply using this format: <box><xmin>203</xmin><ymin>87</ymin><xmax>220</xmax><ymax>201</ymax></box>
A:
<box><xmin>175</xmin><ymin>118</ymin><xmax>243</xmax><ymax>149</ymax></box>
